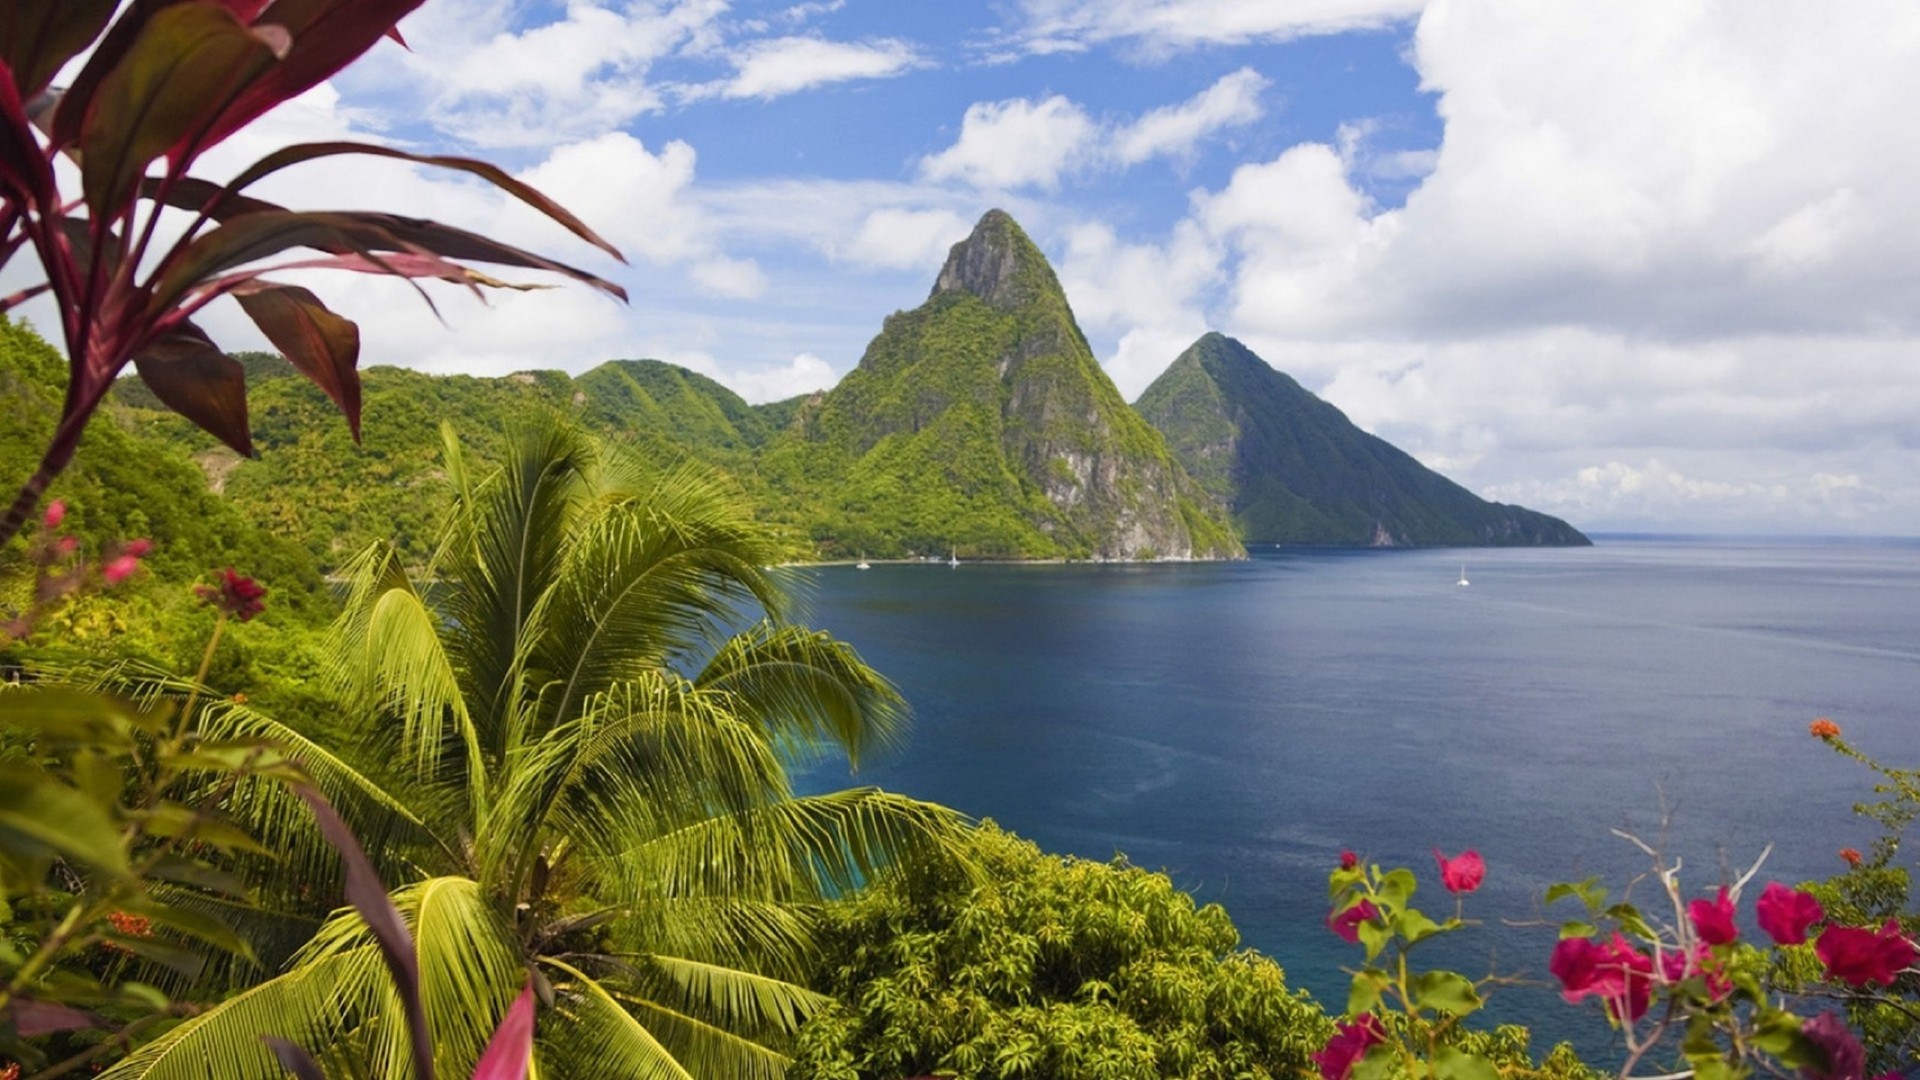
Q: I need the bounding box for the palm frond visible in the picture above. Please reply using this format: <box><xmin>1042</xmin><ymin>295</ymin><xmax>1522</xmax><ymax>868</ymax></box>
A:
<box><xmin>330</xmin><ymin>540</ymin><xmax>485</xmax><ymax>800</ymax></box>
<box><xmin>609</xmin><ymin>989</ymin><xmax>793</xmax><ymax>1080</ymax></box>
<box><xmin>482</xmin><ymin>675</ymin><xmax>794</xmax><ymax>893</ymax></box>
<box><xmin>438</xmin><ymin>416</ymin><xmax>595</xmax><ymax>756</ymax></box>
<box><xmin>101</xmin><ymin>950</ymin><xmax>368</xmax><ymax>1080</ymax></box>
<box><xmin>607</xmin><ymin>788</ymin><xmax>975</xmax><ymax>904</ymax></box>
<box><xmin>528</xmin><ymin>461</ymin><xmax>788</xmax><ymax>738</ymax></box>
<box><xmin>538</xmin><ymin>958</ymin><xmax>695</xmax><ymax>1080</ymax></box>
<box><xmin>630</xmin><ymin>954</ymin><xmax>831</xmax><ymax>1042</ymax></box>
<box><xmin>695</xmin><ymin>621</ymin><xmax>909</xmax><ymax>770</ymax></box>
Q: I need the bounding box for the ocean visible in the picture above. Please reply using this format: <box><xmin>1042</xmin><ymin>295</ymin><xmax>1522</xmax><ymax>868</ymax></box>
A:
<box><xmin>785</xmin><ymin>536</ymin><xmax>1920</xmax><ymax>1058</ymax></box>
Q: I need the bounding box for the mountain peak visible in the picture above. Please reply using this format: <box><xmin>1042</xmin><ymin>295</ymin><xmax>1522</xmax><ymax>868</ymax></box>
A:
<box><xmin>1138</xmin><ymin>333</ymin><xmax>1591</xmax><ymax>548</ymax></box>
<box><xmin>930</xmin><ymin>209</ymin><xmax>1061</xmax><ymax>311</ymax></box>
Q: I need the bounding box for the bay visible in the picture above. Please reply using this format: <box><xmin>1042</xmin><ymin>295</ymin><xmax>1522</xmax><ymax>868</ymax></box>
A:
<box><xmin>786</xmin><ymin>537</ymin><xmax>1920</xmax><ymax>1057</ymax></box>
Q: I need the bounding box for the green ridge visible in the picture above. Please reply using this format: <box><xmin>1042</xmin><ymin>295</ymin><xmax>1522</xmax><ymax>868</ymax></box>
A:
<box><xmin>1135</xmin><ymin>332</ymin><xmax>1590</xmax><ymax>547</ymax></box>
<box><xmin>759</xmin><ymin>210</ymin><xmax>1242</xmax><ymax>561</ymax></box>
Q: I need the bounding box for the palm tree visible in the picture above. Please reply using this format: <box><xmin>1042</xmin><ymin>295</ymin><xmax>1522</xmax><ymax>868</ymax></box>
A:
<box><xmin>104</xmin><ymin>418</ymin><xmax>968</xmax><ymax>1079</ymax></box>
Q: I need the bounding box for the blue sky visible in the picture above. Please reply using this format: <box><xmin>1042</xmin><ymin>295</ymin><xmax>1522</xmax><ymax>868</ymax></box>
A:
<box><xmin>70</xmin><ymin>0</ymin><xmax>1920</xmax><ymax>534</ymax></box>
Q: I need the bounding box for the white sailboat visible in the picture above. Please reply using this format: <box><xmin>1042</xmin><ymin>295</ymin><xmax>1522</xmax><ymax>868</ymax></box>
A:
<box><xmin>949</xmin><ymin>547</ymin><xmax>959</xmax><ymax>569</ymax></box>
<box><xmin>1457</xmin><ymin>564</ymin><xmax>1470</xmax><ymax>587</ymax></box>
<box><xmin>856</xmin><ymin>553</ymin><xmax>870</xmax><ymax>570</ymax></box>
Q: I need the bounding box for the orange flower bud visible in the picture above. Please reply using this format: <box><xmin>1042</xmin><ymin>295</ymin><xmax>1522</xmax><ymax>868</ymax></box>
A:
<box><xmin>1810</xmin><ymin>718</ymin><xmax>1841</xmax><ymax>739</ymax></box>
<box><xmin>1840</xmin><ymin>847</ymin><xmax>1863</xmax><ymax>867</ymax></box>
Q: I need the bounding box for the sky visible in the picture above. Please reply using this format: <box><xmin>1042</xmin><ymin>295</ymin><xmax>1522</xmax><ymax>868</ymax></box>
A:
<box><xmin>35</xmin><ymin>0</ymin><xmax>1920</xmax><ymax>535</ymax></box>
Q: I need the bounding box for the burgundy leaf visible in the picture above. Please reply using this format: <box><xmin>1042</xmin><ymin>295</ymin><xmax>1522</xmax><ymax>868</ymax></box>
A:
<box><xmin>0</xmin><ymin>62</ymin><xmax>56</xmax><ymax>208</ymax></box>
<box><xmin>234</xmin><ymin>283</ymin><xmax>361</xmax><ymax>439</ymax></box>
<box><xmin>50</xmin><ymin>0</ymin><xmax>187</xmax><ymax>152</ymax></box>
<box><xmin>471</xmin><ymin>981</ymin><xmax>537</xmax><ymax>1080</ymax></box>
<box><xmin>0</xmin><ymin>281</ymin><xmax>49</xmax><ymax>313</ymax></box>
<box><xmin>148</xmin><ymin>209</ymin><xmax>624</xmax><ymax>323</ymax></box>
<box><xmin>78</xmin><ymin>3</ymin><xmax>281</xmax><ymax>217</ymax></box>
<box><xmin>9</xmin><ymin>998</ymin><xmax>104</xmax><ymax>1036</ymax></box>
<box><xmin>0</xmin><ymin>0</ymin><xmax>118</xmax><ymax>99</ymax></box>
<box><xmin>141</xmin><ymin>174</ymin><xmax>286</xmax><ymax>225</ymax></box>
<box><xmin>198</xmin><ymin>0</ymin><xmax>428</xmax><ymax>152</ymax></box>
<box><xmin>133</xmin><ymin>323</ymin><xmax>252</xmax><ymax>456</ymax></box>
<box><xmin>225</xmin><ymin>141</ymin><xmax>624</xmax><ymax>262</ymax></box>
<box><xmin>351</xmin><ymin>213</ymin><xmax>627</xmax><ymax>300</ymax></box>
<box><xmin>262</xmin><ymin>1036</ymin><xmax>329</xmax><ymax>1080</ymax></box>
<box><xmin>295</xmin><ymin>787</ymin><xmax>434</xmax><ymax>1080</ymax></box>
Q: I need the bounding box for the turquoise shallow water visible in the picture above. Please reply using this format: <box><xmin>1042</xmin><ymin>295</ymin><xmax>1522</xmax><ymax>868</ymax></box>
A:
<box><xmin>785</xmin><ymin>537</ymin><xmax>1920</xmax><ymax>1058</ymax></box>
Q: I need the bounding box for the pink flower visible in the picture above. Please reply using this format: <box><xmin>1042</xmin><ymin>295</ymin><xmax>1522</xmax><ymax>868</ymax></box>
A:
<box><xmin>1688</xmin><ymin>887</ymin><xmax>1738</xmax><ymax>945</ymax></box>
<box><xmin>195</xmin><ymin>567</ymin><xmax>267</xmax><ymax>622</ymax></box>
<box><xmin>1339</xmin><ymin>850</ymin><xmax>1359</xmax><ymax>871</ymax></box>
<box><xmin>102</xmin><ymin>555</ymin><xmax>141</xmax><ymax>585</ymax></box>
<box><xmin>1312</xmin><ymin>1015</ymin><xmax>1385</xmax><ymax>1080</ymax></box>
<box><xmin>1816</xmin><ymin>921</ymin><xmax>1917</xmax><ymax>987</ymax></box>
<box><xmin>54</xmin><ymin>536</ymin><xmax>79</xmax><ymax>557</ymax></box>
<box><xmin>1659</xmin><ymin>944</ymin><xmax>1731</xmax><ymax>1001</ymax></box>
<box><xmin>1433</xmin><ymin>849</ymin><xmax>1485</xmax><ymax>894</ymax></box>
<box><xmin>1798</xmin><ymin>1011</ymin><xmax>1865</xmax><ymax>1080</ymax></box>
<box><xmin>122</xmin><ymin>538</ymin><xmax>152</xmax><ymax>558</ymax></box>
<box><xmin>1550</xmin><ymin>934</ymin><xmax>1654</xmax><ymax>1022</ymax></box>
<box><xmin>1327</xmin><ymin>899</ymin><xmax>1379</xmax><ymax>944</ymax></box>
<box><xmin>42</xmin><ymin>501</ymin><xmax>64</xmax><ymax>529</ymax></box>
<box><xmin>1756</xmin><ymin>882</ymin><xmax>1824</xmax><ymax>946</ymax></box>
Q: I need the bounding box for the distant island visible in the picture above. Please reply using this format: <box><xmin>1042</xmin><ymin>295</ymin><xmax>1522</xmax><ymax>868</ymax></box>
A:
<box><xmin>52</xmin><ymin>209</ymin><xmax>1585</xmax><ymax>570</ymax></box>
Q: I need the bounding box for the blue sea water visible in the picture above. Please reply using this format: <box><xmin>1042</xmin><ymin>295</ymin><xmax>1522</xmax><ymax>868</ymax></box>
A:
<box><xmin>785</xmin><ymin>537</ymin><xmax>1920</xmax><ymax>1059</ymax></box>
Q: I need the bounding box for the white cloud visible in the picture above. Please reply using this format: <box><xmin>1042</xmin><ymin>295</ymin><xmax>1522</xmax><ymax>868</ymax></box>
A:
<box><xmin>692</xmin><ymin>36</ymin><xmax>921</xmax><ymax>101</ymax></box>
<box><xmin>920</xmin><ymin>96</ymin><xmax>1100</xmax><ymax>190</ymax></box>
<box><xmin>1008</xmin><ymin>0</ymin><xmax>1424</xmax><ymax>55</ymax></box>
<box><xmin>843</xmin><ymin>208</ymin><xmax>976</xmax><ymax>270</ymax></box>
<box><xmin>363</xmin><ymin>0</ymin><xmax>727</xmax><ymax>148</ymax></box>
<box><xmin>920</xmin><ymin>73</ymin><xmax>1272</xmax><ymax>192</ymax></box>
<box><xmin>1110</xmin><ymin>68</ymin><xmax>1270</xmax><ymax>165</ymax></box>
<box><xmin>1058</xmin><ymin>220</ymin><xmax>1221</xmax><ymax>396</ymax></box>
<box><xmin>685</xmin><ymin>351</ymin><xmax>838</xmax><ymax>403</ymax></box>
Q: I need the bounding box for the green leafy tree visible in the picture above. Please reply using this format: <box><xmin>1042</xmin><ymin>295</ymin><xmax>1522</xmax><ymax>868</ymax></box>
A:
<box><xmin>102</xmin><ymin>418</ymin><xmax>967</xmax><ymax>1079</ymax></box>
<box><xmin>789</xmin><ymin>822</ymin><xmax>1330</xmax><ymax>1080</ymax></box>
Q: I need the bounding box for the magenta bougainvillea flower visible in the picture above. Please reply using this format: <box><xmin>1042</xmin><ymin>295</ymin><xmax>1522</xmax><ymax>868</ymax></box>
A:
<box><xmin>1657</xmin><ymin>944</ymin><xmax>1730</xmax><ymax>1001</ymax></box>
<box><xmin>1815</xmin><ymin>921</ymin><xmax>1917</xmax><ymax>987</ymax></box>
<box><xmin>1327</xmin><ymin>899</ymin><xmax>1380</xmax><ymax>944</ymax></box>
<box><xmin>1311</xmin><ymin>1014</ymin><xmax>1384</xmax><ymax>1080</ymax></box>
<box><xmin>1432</xmin><ymin>849</ymin><xmax>1485</xmax><ymax>894</ymax></box>
<box><xmin>42</xmin><ymin>501</ymin><xmax>64</xmax><ymax>529</ymax></box>
<box><xmin>196</xmin><ymin>567</ymin><xmax>268</xmax><ymax>622</ymax></box>
<box><xmin>1688</xmin><ymin>887</ymin><xmax>1738</xmax><ymax>946</ymax></box>
<box><xmin>1550</xmin><ymin>934</ymin><xmax>1654</xmax><ymax>1022</ymax></box>
<box><xmin>1339</xmin><ymin>850</ymin><xmax>1359</xmax><ymax>871</ymax></box>
<box><xmin>1755</xmin><ymin>882</ymin><xmax>1824</xmax><ymax>946</ymax></box>
<box><xmin>1799</xmin><ymin>1011</ymin><xmax>1865</xmax><ymax>1080</ymax></box>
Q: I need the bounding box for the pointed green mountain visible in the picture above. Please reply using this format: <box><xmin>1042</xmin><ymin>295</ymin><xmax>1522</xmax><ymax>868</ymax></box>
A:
<box><xmin>1135</xmin><ymin>333</ymin><xmax>1589</xmax><ymax>547</ymax></box>
<box><xmin>760</xmin><ymin>211</ymin><xmax>1241</xmax><ymax>560</ymax></box>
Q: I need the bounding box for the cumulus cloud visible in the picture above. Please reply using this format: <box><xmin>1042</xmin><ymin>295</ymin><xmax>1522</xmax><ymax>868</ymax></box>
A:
<box><xmin>1110</xmin><ymin>67</ymin><xmax>1270</xmax><ymax>165</ymax></box>
<box><xmin>371</xmin><ymin>0</ymin><xmax>727</xmax><ymax>148</ymax></box>
<box><xmin>1008</xmin><ymin>0</ymin><xmax>1424</xmax><ymax>55</ymax></box>
<box><xmin>689</xmin><ymin>36</ymin><xmax>921</xmax><ymax>101</ymax></box>
<box><xmin>844</xmin><ymin>208</ymin><xmax>977</xmax><ymax>270</ymax></box>
<box><xmin>920</xmin><ymin>96</ymin><xmax>1100</xmax><ymax>190</ymax></box>
<box><xmin>921</xmin><ymin>69</ymin><xmax>1272</xmax><ymax>192</ymax></box>
<box><xmin>688</xmin><ymin>352</ymin><xmax>838</xmax><ymax>402</ymax></box>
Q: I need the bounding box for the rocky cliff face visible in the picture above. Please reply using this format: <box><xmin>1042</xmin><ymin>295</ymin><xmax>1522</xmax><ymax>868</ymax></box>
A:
<box><xmin>760</xmin><ymin>211</ymin><xmax>1241</xmax><ymax>561</ymax></box>
<box><xmin>1135</xmin><ymin>333</ymin><xmax>1591</xmax><ymax>547</ymax></box>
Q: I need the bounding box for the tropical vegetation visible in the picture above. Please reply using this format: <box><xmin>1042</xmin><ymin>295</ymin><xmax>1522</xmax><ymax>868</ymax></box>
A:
<box><xmin>80</xmin><ymin>418</ymin><xmax>969</xmax><ymax>1078</ymax></box>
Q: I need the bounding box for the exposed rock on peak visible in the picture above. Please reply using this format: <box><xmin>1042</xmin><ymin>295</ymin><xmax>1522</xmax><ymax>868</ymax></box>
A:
<box><xmin>930</xmin><ymin>209</ymin><xmax>1064</xmax><ymax>312</ymax></box>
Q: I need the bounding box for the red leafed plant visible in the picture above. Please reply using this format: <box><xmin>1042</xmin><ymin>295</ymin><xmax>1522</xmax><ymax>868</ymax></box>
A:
<box><xmin>0</xmin><ymin>0</ymin><xmax>626</xmax><ymax>548</ymax></box>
